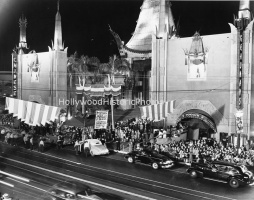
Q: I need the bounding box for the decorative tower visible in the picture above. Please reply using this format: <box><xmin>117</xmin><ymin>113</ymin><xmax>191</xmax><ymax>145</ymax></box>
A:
<box><xmin>53</xmin><ymin>0</ymin><xmax>64</xmax><ymax>51</ymax></box>
<box><xmin>229</xmin><ymin>0</ymin><xmax>252</xmax><ymax>146</ymax></box>
<box><xmin>17</xmin><ymin>14</ymin><xmax>29</xmax><ymax>54</ymax></box>
<box><xmin>151</xmin><ymin>0</ymin><xmax>176</xmax><ymax>103</ymax></box>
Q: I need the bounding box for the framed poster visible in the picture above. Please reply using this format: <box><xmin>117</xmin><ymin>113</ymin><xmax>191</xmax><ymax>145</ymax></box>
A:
<box><xmin>94</xmin><ymin>110</ymin><xmax>108</xmax><ymax>129</ymax></box>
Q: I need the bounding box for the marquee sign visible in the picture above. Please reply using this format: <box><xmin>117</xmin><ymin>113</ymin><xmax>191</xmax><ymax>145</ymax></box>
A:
<box><xmin>176</xmin><ymin>113</ymin><xmax>217</xmax><ymax>133</ymax></box>
<box><xmin>12</xmin><ymin>52</ymin><xmax>18</xmax><ymax>97</ymax></box>
<box><xmin>236</xmin><ymin>27</ymin><xmax>243</xmax><ymax>110</ymax></box>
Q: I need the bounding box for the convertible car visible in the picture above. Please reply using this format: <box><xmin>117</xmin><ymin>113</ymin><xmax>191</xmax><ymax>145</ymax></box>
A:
<box><xmin>187</xmin><ymin>160</ymin><xmax>254</xmax><ymax>188</ymax></box>
<box><xmin>125</xmin><ymin>149</ymin><xmax>174</xmax><ymax>169</ymax></box>
<box><xmin>85</xmin><ymin>139</ymin><xmax>109</xmax><ymax>156</ymax></box>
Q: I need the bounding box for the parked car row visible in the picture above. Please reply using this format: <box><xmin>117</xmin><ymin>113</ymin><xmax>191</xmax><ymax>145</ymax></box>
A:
<box><xmin>186</xmin><ymin>160</ymin><xmax>254</xmax><ymax>188</ymax></box>
<box><xmin>125</xmin><ymin>148</ymin><xmax>174</xmax><ymax>170</ymax></box>
<box><xmin>124</xmin><ymin>148</ymin><xmax>254</xmax><ymax>188</ymax></box>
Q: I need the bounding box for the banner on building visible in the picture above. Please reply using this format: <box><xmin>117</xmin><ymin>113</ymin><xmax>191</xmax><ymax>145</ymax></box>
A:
<box><xmin>235</xmin><ymin>110</ymin><xmax>243</xmax><ymax>134</ymax></box>
<box><xmin>94</xmin><ymin>110</ymin><xmax>108</xmax><ymax>129</ymax></box>
<box><xmin>139</xmin><ymin>100</ymin><xmax>175</xmax><ymax>121</ymax></box>
<box><xmin>5</xmin><ymin>97</ymin><xmax>61</xmax><ymax>126</ymax></box>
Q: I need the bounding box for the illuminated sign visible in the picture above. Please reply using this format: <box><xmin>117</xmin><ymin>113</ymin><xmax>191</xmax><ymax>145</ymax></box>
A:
<box><xmin>12</xmin><ymin>53</ymin><xmax>18</xmax><ymax>97</ymax></box>
<box><xmin>176</xmin><ymin>113</ymin><xmax>216</xmax><ymax>132</ymax></box>
<box><xmin>236</xmin><ymin>28</ymin><xmax>243</xmax><ymax>109</ymax></box>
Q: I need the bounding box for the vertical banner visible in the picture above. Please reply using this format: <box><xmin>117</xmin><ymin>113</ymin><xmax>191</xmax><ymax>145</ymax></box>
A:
<box><xmin>12</xmin><ymin>52</ymin><xmax>18</xmax><ymax>97</ymax></box>
<box><xmin>236</xmin><ymin>28</ymin><xmax>243</xmax><ymax>110</ymax></box>
<box><xmin>94</xmin><ymin>110</ymin><xmax>108</xmax><ymax>129</ymax></box>
<box><xmin>235</xmin><ymin>110</ymin><xmax>244</xmax><ymax>134</ymax></box>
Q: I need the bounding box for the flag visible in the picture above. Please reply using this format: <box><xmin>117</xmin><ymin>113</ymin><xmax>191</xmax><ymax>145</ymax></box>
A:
<box><xmin>5</xmin><ymin>97</ymin><xmax>9</xmax><ymax>110</ymax></box>
<box><xmin>32</xmin><ymin>103</ymin><xmax>42</xmax><ymax>126</ymax></box>
<box><xmin>17</xmin><ymin>99</ymin><xmax>25</xmax><ymax>119</ymax></box>
<box><xmin>12</xmin><ymin>98</ymin><xmax>19</xmax><ymax>117</ymax></box>
<box><xmin>140</xmin><ymin>100</ymin><xmax>176</xmax><ymax>121</ymax></box>
<box><xmin>41</xmin><ymin>105</ymin><xmax>50</xmax><ymax>126</ymax></box>
<box><xmin>36</xmin><ymin>104</ymin><xmax>45</xmax><ymax>126</ymax></box>
<box><xmin>24</xmin><ymin>101</ymin><xmax>33</xmax><ymax>125</ymax></box>
<box><xmin>8</xmin><ymin>98</ymin><xmax>15</xmax><ymax>114</ymax></box>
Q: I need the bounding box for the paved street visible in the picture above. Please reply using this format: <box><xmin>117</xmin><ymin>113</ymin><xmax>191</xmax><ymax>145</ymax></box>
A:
<box><xmin>0</xmin><ymin>142</ymin><xmax>254</xmax><ymax>200</ymax></box>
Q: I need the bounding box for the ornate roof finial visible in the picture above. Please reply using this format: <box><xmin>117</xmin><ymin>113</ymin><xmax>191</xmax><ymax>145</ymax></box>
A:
<box><xmin>57</xmin><ymin>0</ymin><xmax>60</xmax><ymax>12</ymax></box>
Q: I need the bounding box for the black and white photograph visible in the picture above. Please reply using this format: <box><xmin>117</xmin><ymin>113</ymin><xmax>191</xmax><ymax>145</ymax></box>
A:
<box><xmin>0</xmin><ymin>0</ymin><xmax>254</xmax><ymax>199</ymax></box>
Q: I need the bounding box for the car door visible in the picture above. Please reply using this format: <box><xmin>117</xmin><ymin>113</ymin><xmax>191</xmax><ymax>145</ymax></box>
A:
<box><xmin>203</xmin><ymin>164</ymin><xmax>218</xmax><ymax>179</ymax></box>
<box><xmin>138</xmin><ymin>150</ymin><xmax>152</xmax><ymax>164</ymax></box>
<box><xmin>217</xmin><ymin>165</ymin><xmax>232</xmax><ymax>181</ymax></box>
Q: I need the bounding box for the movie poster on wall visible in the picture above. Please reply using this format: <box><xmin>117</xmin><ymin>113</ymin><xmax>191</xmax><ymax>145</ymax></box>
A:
<box><xmin>235</xmin><ymin>110</ymin><xmax>243</xmax><ymax>134</ymax></box>
<box><xmin>94</xmin><ymin>110</ymin><xmax>108</xmax><ymax>129</ymax></box>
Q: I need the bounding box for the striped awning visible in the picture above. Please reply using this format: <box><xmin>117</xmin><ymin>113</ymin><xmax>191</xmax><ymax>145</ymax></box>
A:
<box><xmin>139</xmin><ymin>100</ymin><xmax>176</xmax><ymax>121</ymax></box>
<box><xmin>76</xmin><ymin>84</ymin><xmax>121</xmax><ymax>97</ymax></box>
<box><xmin>5</xmin><ymin>97</ymin><xmax>61</xmax><ymax>126</ymax></box>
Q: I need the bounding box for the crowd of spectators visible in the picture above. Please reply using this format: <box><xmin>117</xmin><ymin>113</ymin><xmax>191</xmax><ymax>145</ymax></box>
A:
<box><xmin>1</xmin><ymin>115</ymin><xmax>254</xmax><ymax>168</ymax></box>
<box><xmin>145</xmin><ymin>138</ymin><xmax>254</xmax><ymax>167</ymax></box>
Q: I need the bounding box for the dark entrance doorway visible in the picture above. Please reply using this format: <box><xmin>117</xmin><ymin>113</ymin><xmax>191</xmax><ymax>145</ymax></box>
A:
<box><xmin>176</xmin><ymin>109</ymin><xmax>216</xmax><ymax>140</ymax></box>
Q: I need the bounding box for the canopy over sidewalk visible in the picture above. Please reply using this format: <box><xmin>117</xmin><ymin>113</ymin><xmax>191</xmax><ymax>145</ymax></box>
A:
<box><xmin>5</xmin><ymin>97</ymin><xmax>61</xmax><ymax>126</ymax></box>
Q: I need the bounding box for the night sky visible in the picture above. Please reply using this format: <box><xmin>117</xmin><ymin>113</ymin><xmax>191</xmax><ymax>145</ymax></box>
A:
<box><xmin>0</xmin><ymin>0</ymin><xmax>243</xmax><ymax>71</ymax></box>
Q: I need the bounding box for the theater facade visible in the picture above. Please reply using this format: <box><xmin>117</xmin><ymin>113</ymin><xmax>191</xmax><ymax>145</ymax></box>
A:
<box><xmin>112</xmin><ymin>0</ymin><xmax>254</xmax><ymax>143</ymax></box>
<box><xmin>150</xmin><ymin>0</ymin><xmax>254</xmax><ymax>142</ymax></box>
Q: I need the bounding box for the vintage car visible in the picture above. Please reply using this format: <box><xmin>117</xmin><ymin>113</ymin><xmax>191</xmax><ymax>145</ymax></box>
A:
<box><xmin>187</xmin><ymin>160</ymin><xmax>254</xmax><ymax>188</ymax></box>
<box><xmin>43</xmin><ymin>181</ymin><xmax>125</xmax><ymax>200</ymax></box>
<box><xmin>125</xmin><ymin>149</ymin><xmax>174</xmax><ymax>170</ymax></box>
<box><xmin>85</xmin><ymin>139</ymin><xmax>109</xmax><ymax>156</ymax></box>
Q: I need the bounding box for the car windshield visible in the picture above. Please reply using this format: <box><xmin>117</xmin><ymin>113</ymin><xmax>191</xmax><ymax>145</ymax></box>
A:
<box><xmin>90</xmin><ymin>140</ymin><xmax>102</xmax><ymax>145</ymax></box>
<box><xmin>48</xmin><ymin>189</ymin><xmax>75</xmax><ymax>199</ymax></box>
<box><xmin>240</xmin><ymin>165</ymin><xmax>248</xmax><ymax>173</ymax></box>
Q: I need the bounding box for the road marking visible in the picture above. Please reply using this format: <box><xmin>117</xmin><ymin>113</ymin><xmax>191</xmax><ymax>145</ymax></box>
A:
<box><xmin>2</xmin><ymin>160</ymin><xmax>181</xmax><ymax>200</ymax></box>
<box><xmin>0</xmin><ymin>180</ymin><xmax>14</xmax><ymax>187</ymax></box>
<box><xmin>40</xmin><ymin>154</ymin><xmax>235</xmax><ymax>200</ymax></box>
<box><xmin>1</xmin><ymin>156</ymin><xmax>157</xmax><ymax>200</ymax></box>
<box><xmin>2</xmin><ymin>151</ymin><xmax>236</xmax><ymax>200</ymax></box>
<box><xmin>0</xmin><ymin>170</ymin><xmax>30</xmax><ymax>182</ymax></box>
<box><xmin>7</xmin><ymin>177</ymin><xmax>47</xmax><ymax>192</ymax></box>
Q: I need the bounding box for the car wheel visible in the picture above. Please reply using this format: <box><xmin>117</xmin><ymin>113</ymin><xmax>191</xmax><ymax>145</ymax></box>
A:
<box><xmin>190</xmin><ymin>170</ymin><xmax>198</xmax><ymax>178</ymax></box>
<box><xmin>152</xmin><ymin>162</ymin><xmax>159</xmax><ymax>170</ymax></box>
<box><xmin>90</xmin><ymin>151</ymin><xmax>94</xmax><ymax>157</ymax></box>
<box><xmin>229</xmin><ymin>178</ymin><xmax>240</xmax><ymax>188</ymax></box>
<box><xmin>127</xmin><ymin>157</ymin><xmax>134</xmax><ymax>163</ymax></box>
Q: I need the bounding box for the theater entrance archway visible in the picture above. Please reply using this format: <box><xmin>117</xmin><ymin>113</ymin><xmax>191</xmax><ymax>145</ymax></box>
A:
<box><xmin>167</xmin><ymin>100</ymin><xmax>229</xmax><ymax>141</ymax></box>
<box><xmin>176</xmin><ymin>109</ymin><xmax>217</xmax><ymax>139</ymax></box>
